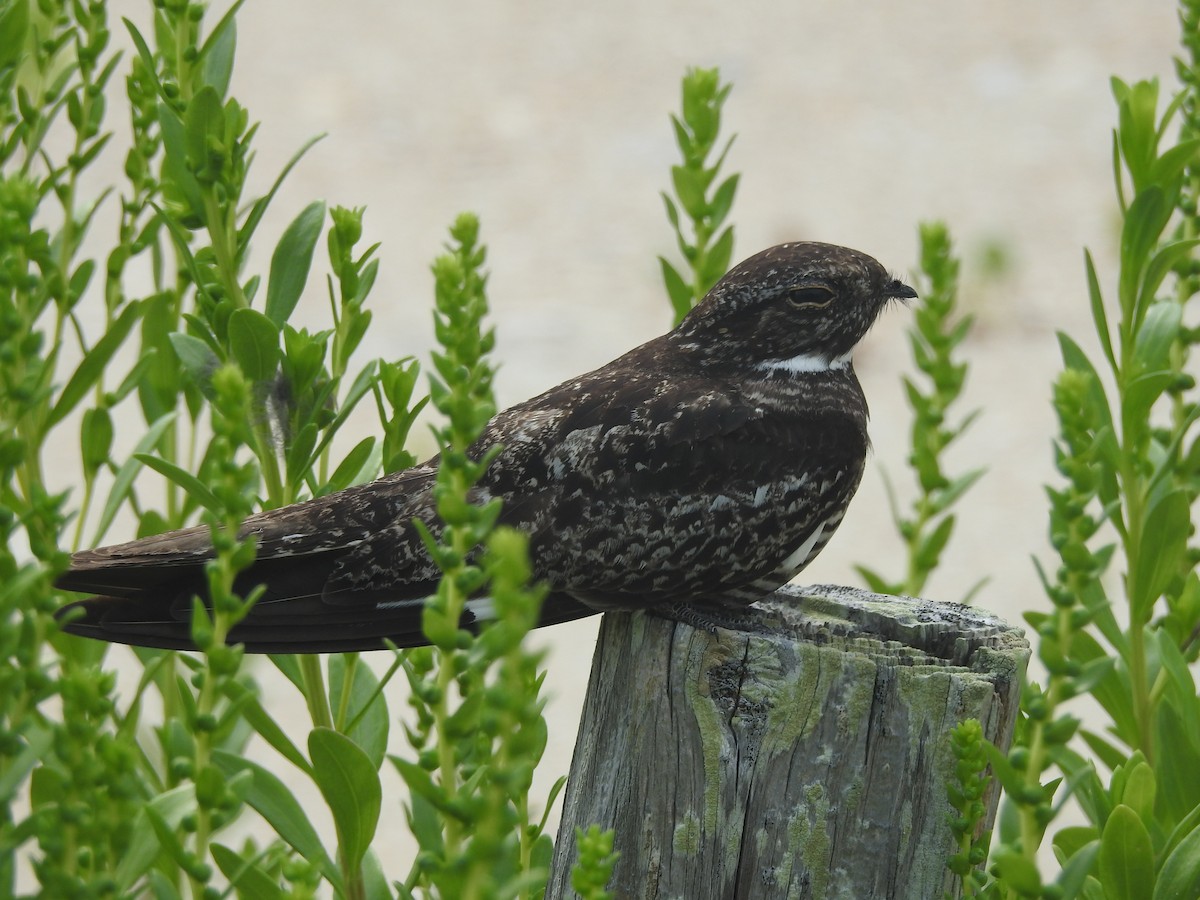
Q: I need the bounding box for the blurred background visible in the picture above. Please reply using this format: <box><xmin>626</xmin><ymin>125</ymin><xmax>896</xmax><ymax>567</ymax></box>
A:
<box><xmin>88</xmin><ymin>0</ymin><xmax>1182</xmax><ymax>858</ymax></box>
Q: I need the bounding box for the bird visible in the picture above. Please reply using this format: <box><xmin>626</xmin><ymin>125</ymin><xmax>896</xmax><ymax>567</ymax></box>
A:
<box><xmin>55</xmin><ymin>241</ymin><xmax>915</xmax><ymax>653</ymax></box>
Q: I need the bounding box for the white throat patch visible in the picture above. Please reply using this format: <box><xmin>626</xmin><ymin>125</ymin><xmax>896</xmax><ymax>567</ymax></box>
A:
<box><xmin>757</xmin><ymin>350</ymin><xmax>852</xmax><ymax>375</ymax></box>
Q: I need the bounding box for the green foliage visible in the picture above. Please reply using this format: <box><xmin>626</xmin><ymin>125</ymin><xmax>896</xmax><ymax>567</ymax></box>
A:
<box><xmin>945</xmin><ymin>720</ymin><xmax>994</xmax><ymax>897</ymax></box>
<box><xmin>9</xmin><ymin>3</ymin><xmax>1197</xmax><ymax>899</ymax></box>
<box><xmin>394</xmin><ymin>216</ymin><xmax>562</xmax><ymax>900</ymax></box>
<box><xmin>975</xmin><ymin>6</ymin><xmax>1200</xmax><ymax>897</ymax></box>
<box><xmin>570</xmin><ymin>825</ymin><xmax>619</xmax><ymax>900</ymax></box>
<box><xmin>0</xmin><ymin>3</ymin><xmax>550</xmax><ymax>898</ymax></box>
<box><xmin>856</xmin><ymin>222</ymin><xmax>984</xmax><ymax>600</ymax></box>
<box><xmin>659</xmin><ymin>66</ymin><xmax>740</xmax><ymax>324</ymax></box>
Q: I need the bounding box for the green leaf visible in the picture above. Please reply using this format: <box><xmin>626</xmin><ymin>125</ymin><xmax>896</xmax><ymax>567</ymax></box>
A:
<box><xmin>265</xmin><ymin>201</ymin><xmax>326</xmax><ymax>326</ymax></box>
<box><xmin>1120</xmin><ymin>762</ymin><xmax>1156</xmax><ymax>824</ymax></box>
<box><xmin>80</xmin><ymin>407</ymin><xmax>114</xmax><ymax>477</ymax></box>
<box><xmin>1155</xmin><ymin>627</ymin><xmax>1198</xmax><ymax>713</ymax></box>
<box><xmin>227</xmin><ymin>307</ymin><xmax>281</xmax><ymax>382</ymax></box>
<box><xmin>307</xmin><ymin>361</ymin><xmax>379</xmax><ymax>466</ymax></box>
<box><xmin>1120</xmin><ymin>187</ymin><xmax>1171</xmax><ymax>318</ymax></box>
<box><xmin>239</xmin><ymin>134</ymin><xmax>325</xmax><ymax>247</ymax></box>
<box><xmin>1155</xmin><ymin>704</ymin><xmax>1200</xmax><ymax>823</ymax></box>
<box><xmin>0</xmin><ymin>722</ymin><xmax>50</xmax><ymax>804</ymax></box>
<box><xmin>1098</xmin><ymin>804</ymin><xmax>1155</xmax><ymax>900</ymax></box>
<box><xmin>115</xmin><ymin>786</ymin><xmax>196</xmax><ymax>892</ymax></box>
<box><xmin>708</xmin><ymin>173</ymin><xmax>740</xmax><ymax>228</ymax></box>
<box><xmin>659</xmin><ymin>256</ymin><xmax>694</xmax><ymax>323</ymax></box>
<box><xmin>392</xmin><ymin>754</ymin><xmax>464</xmax><ymax>820</ymax></box>
<box><xmin>405</xmin><ymin>788</ymin><xmax>445</xmax><ymax>858</ymax></box>
<box><xmin>668</xmin><ymin>113</ymin><xmax>692</xmax><ymax>157</ymax></box>
<box><xmin>661</xmin><ymin>191</ymin><xmax>682</xmax><ymax>233</ymax></box>
<box><xmin>91</xmin><ymin>413</ymin><xmax>177</xmax><ymax>546</ymax></box>
<box><xmin>1116</xmin><ymin>79</ymin><xmax>1160</xmax><ymax>191</ymax></box>
<box><xmin>929</xmin><ymin>468</ymin><xmax>985</xmax><ymax>516</ymax></box>
<box><xmin>322</xmin><ymin>437</ymin><xmax>377</xmax><ymax>494</ymax></box>
<box><xmin>701</xmin><ymin>225</ymin><xmax>735</xmax><ymax>291</ymax></box>
<box><xmin>211</xmin><ymin>750</ymin><xmax>341</xmax><ymax>888</ymax></box>
<box><xmin>197</xmin><ymin>1</ymin><xmax>244</xmax><ymax>97</ymax></box>
<box><xmin>309</xmin><ymin>728</ymin><xmax>381</xmax><ymax>872</ymax></box>
<box><xmin>211</xmin><ymin>843</ymin><xmax>284</xmax><ymax>900</ymax></box>
<box><xmin>1056</xmin><ymin>826</ymin><xmax>1100</xmax><ymax>861</ymax></box>
<box><xmin>990</xmin><ymin>848</ymin><xmax>1043</xmax><ymax>894</ymax></box>
<box><xmin>48</xmin><ymin>301</ymin><xmax>142</xmax><ymax>428</ymax></box>
<box><xmin>268</xmin><ymin>652</ymin><xmax>305</xmax><ymax>693</ymax></box>
<box><xmin>133</xmin><ymin>453</ymin><xmax>223</xmax><ymax>514</ymax></box>
<box><xmin>1132</xmin><ymin>300</ymin><xmax>1181</xmax><ymax>373</ymax></box>
<box><xmin>1130</xmin><ymin>490</ymin><xmax>1188</xmax><ymax>624</ymax></box>
<box><xmin>123</xmin><ymin>19</ymin><xmax>166</xmax><ymax>101</ymax></box>
<box><xmin>184</xmin><ymin>85</ymin><xmax>224</xmax><ymax>173</ymax></box>
<box><xmin>1150</xmin><ymin>138</ymin><xmax>1200</xmax><ymax>188</ymax></box>
<box><xmin>284</xmin><ymin>422</ymin><xmax>319</xmax><ymax>487</ymax></box>
<box><xmin>671</xmin><ymin>164</ymin><xmax>707</xmax><ymax>221</ymax></box>
<box><xmin>1072</xmin><ymin>656</ymin><xmax>1117</xmax><ymax>698</ymax></box>
<box><xmin>144</xmin><ymin>806</ymin><xmax>193</xmax><ymax>873</ymax></box>
<box><xmin>1056</xmin><ymin>840</ymin><xmax>1101</xmax><ymax>900</ymax></box>
<box><xmin>1084</xmin><ymin>250</ymin><xmax>1117</xmax><ymax>371</ymax></box>
<box><xmin>220</xmin><ymin>681</ymin><xmax>312</xmax><ymax>775</ymax></box>
<box><xmin>328</xmin><ymin>655</ymin><xmax>390</xmax><ymax>769</ymax></box>
<box><xmin>1058</xmin><ymin>332</ymin><xmax>1114</xmax><ymax>436</ymax></box>
<box><xmin>1163</xmin><ymin>802</ymin><xmax>1200</xmax><ymax>869</ymax></box>
<box><xmin>157</xmin><ymin>104</ymin><xmax>204</xmax><ymax>224</ymax></box>
<box><xmin>361</xmin><ymin>850</ymin><xmax>391</xmax><ymax>900</ymax></box>
<box><xmin>144</xmin><ymin>870</ymin><xmax>183</xmax><ymax>900</ymax></box>
<box><xmin>1138</xmin><ymin>239</ymin><xmax>1200</xmax><ymax>320</ymax></box>
<box><xmin>169</xmin><ymin>332</ymin><xmax>221</xmax><ymax>392</ymax></box>
<box><xmin>915</xmin><ymin>514</ymin><xmax>955</xmax><ymax>571</ymax></box>
<box><xmin>1156</xmin><ymin>821</ymin><xmax>1200</xmax><ymax>900</ymax></box>
<box><xmin>69</xmin><ymin>258</ymin><xmax>97</xmax><ymax>304</ymax></box>
<box><xmin>1072</xmin><ymin>638</ymin><xmax>1138</xmax><ymax>746</ymax></box>
<box><xmin>853</xmin><ymin>564</ymin><xmax>900</xmax><ymax>595</ymax></box>
<box><xmin>982</xmin><ymin>741</ymin><xmax>1031</xmax><ymax>798</ymax></box>
<box><xmin>0</xmin><ymin>0</ymin><xmax>29</xmax><ymax>71</ymax></box>
<box><xmin>1124</xmin><ymin>371</ymin><xmax>1177</xmax><ymax>425</ymax></box>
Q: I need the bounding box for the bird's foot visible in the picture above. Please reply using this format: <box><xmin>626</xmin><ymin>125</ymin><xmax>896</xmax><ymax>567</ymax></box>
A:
<box><xmin>654</xmin><ymin>601</ymin><xmax>765</xmax><ymax>635</ymax></box>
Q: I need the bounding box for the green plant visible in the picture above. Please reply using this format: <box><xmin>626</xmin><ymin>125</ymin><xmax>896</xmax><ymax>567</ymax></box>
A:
<box><xmin>570</xmin><ymin>826</ymin><xmax>619</xmax><ymax>900</ymax></box>
<box><xmin>393</xmin><ymin>216</ymin><xmax>561</xmax><ymax>900</ymax></box>
<box><xmin>857</xmin><ymin>222</ymin><xmax>984</xmax><ymax>601</ymax></box>
<box><xmin>0</xmin><ymin>3</ymin><xmax>563</xmax><ymax>898</ymax></box>
<box><xmin>945</xmin><ymin>720</ymin><xmax>994</xmax><ymax>899</ymax></box>
<box><xmin>970</xmin><ymin>6</ymin><xmax>1200</xmax><ymax>897</ymax></box>
<box><xmin>658</xmin><ymin>66</ymin><xmax>740</xmax><ymax>325</ymax></box>
<box><xmin>12</xmin><ymin>3</ymin><xmax>1200</xmax><ymax>899</ymax></box>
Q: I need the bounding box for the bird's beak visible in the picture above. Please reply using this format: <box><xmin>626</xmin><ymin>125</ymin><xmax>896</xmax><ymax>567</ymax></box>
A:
<box><xmin>886</xmin><ymin>280</ymin><xmax>918</xmax><ymax>302</ymax></box>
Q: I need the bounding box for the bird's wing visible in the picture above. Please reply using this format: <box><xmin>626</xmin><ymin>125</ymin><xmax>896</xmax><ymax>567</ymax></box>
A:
<box><xmin>55</xmin><ymin>466</ymin><xmax>449</xmax><ymax>651</ymax></box>
<box><xmin>519</xmin><ymin>372</ymin><xmax>866</xmax><ymax>605</ymax></box>
<box><xmin>58</xmin><ymin>465</ymin><xmax>439</xmax><ymax>596</ymax></box>
<box><xmin>323</xmin><ymin>358</ymin><xmax>866</xmax><ymax>611</ymax></box>
<box><xmin>57</xmin><ymin>352</ymin><xmax>864</xmax><ymax>650</ymax></box>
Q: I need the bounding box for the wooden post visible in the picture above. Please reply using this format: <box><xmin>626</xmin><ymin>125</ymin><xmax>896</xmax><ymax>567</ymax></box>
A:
<box><xmin>545</xmin><ymin>584</ymin><xmax>1028</xmax><ymax>900</ymax></box>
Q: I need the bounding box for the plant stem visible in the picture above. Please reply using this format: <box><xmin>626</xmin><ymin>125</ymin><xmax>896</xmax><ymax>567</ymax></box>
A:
<box><xmin>299</xmin><ymin>655</ymin><xmax>333</xmax><ymax>730</ymax></box>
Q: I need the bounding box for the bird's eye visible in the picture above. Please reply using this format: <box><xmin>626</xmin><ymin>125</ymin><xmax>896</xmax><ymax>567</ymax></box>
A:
<box><xmin>784</xmin><ymin>285</ymin><xmax>835</xmax><ymax>309</ymax></box>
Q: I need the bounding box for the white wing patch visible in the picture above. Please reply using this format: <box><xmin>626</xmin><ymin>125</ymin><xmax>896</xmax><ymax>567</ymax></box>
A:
<box><xmin>780</xmin><ymin>519</ymin><xmax>827</xmax><ymax>573</ymax></box>
<box><xmin>466</xmin><ymin>596</ymin><xmax>496</xmax><ymax>621</ymax></box>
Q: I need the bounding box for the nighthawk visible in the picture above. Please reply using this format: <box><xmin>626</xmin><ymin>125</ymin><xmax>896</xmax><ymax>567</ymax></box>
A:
<box><xmin>56</xmin><ymin>241</ymin><xmax>914</xmax><ymax>653</ymax></box>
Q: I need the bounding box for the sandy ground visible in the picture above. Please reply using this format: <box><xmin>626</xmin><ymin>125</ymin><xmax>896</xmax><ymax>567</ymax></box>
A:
<box><xmin>45</xmin><ymin>0</ymin><xmax>1186</xmax><ymax>882</ymax></box>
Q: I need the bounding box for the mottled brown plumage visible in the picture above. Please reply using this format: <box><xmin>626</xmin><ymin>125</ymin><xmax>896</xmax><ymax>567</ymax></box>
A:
<box><xmin>56</xmin><ymin>242</ymin><xmax>913</xmax><ymax>652</ymax></box>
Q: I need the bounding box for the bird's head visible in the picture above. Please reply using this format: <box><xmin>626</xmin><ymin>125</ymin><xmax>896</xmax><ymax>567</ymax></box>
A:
<box><xmin>671</xmin><ymin>242</ymin><xmax>916</xmax><ymax>370</ymax></box>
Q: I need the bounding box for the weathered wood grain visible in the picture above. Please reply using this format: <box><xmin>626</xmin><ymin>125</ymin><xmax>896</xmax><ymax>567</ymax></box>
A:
<box><xmin>546</xmin><ymin>584</ymin><xmax>1028</xmax><ymax>900</ymax></box>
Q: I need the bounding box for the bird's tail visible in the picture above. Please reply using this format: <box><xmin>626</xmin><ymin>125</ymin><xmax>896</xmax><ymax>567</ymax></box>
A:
<box><xmin>56</xmin><ymin>588</ymin><xmax>597</xmax><ymax>653</ymax></box>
